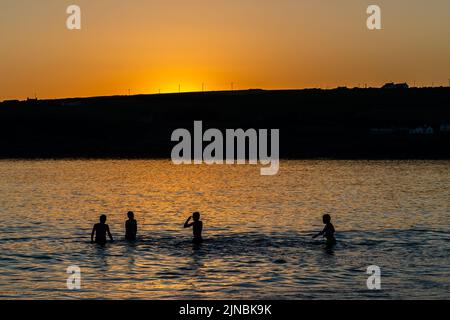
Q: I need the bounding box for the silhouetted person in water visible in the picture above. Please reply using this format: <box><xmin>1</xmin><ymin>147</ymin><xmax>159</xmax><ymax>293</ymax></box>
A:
<box><xmin>313</xmin><ymin>214</ymin><xmax>336</xmax><ymax>246</ymax></box>
<box><xmin>91</xmin><ymin>214</ymin><xmax>113</xmax><ymax>245</ymax></box>
<box><xmin>125</xmin><ymin>211</ymin><xmax>137</xmax><ymax>241</ymax></box>
<box><xmin>184</xmin><ymin>212</ymin><xmax>203</xmax><ymax>244</ymax></box>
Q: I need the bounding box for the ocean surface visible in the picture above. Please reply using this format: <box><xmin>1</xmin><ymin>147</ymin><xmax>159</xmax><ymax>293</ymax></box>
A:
<box><xmin>0</xmin><ymin>160</ymin><xmax>448</xmax><ymax>299</ymax></box>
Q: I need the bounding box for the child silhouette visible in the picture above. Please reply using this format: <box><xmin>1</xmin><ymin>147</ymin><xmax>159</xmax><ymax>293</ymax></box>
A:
<box><xmin>91</xmin><ymin>214</ymin><xmax>113</xmax><ymax>245</ymax></box>
<box><xmin>125</xmin><ymin>211</ymin><xmax>137</xmax><ymax>241</ymax></box>
<box><xmin>184</xmin><ymin>212</ymin><xmax>203</xmax><ymax>244</ymax></box>
<box><xmin>313</xmin><ymin>214</ymin><xmax>336</xmax><ymax>246</ymax></box>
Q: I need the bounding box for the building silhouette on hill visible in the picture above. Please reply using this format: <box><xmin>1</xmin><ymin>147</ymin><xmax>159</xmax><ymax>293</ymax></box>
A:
<box><xmin>382</xmin><ymin>82</ymin><xmax>409</xmax><ymax>89</ymax></box>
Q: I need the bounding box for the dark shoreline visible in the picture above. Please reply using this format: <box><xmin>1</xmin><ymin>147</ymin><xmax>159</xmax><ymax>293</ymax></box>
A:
<box><xmin>0</xmin><ymin>157</ymin><xmax>449</xmax><ymax>161</ymax></box>
<box><xmin>1</xmin><ymin>88</ymin><xmax>449</xmax><ymax>159</ymax></box>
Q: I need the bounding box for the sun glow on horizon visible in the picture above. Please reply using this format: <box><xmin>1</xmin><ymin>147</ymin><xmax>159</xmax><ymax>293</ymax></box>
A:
<box><xmin>1</xmin><ymin>0</ymin><xmax>450</xmax><ymax>100</ymax></box>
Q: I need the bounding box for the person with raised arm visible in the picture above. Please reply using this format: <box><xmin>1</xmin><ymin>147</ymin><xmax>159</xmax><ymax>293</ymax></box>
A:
<box><xmin>184</xmin><ymin>212</ymin><xmax>203</xmax><ymax>244</ymax></box>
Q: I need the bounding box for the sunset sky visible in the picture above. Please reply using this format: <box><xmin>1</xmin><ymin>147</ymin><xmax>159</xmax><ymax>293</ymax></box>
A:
<box><xmin>1</xmin><ymin>0</ymin><xmax>449</xmax><ymax>100</ymax></box>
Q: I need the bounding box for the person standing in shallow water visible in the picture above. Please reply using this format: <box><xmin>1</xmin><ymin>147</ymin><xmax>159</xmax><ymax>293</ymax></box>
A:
<box><xmin>184</xmin><ymin>212</ymin><xmax>203</xmax><ymax>244</ymax></box>
<box><xmin>313</xmin><ymin>214</ymin><xmax>336</xmax><ymax>246</ymax></box>
<box><xmin>91</xmin><ymin>214</ymin><xmax>114</xmax><ymax>245</ymax></box>
<box><xmin>125</xmin><ymin>211</ymin><xmax>137</xmax><ymax>241</ymax></box>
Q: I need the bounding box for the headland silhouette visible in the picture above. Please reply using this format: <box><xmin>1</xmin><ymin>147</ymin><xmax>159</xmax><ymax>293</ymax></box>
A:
<box><xmin>0</xmin><ymin>87</ymin><xmax>449</xmax><ymax>159</ymax></box>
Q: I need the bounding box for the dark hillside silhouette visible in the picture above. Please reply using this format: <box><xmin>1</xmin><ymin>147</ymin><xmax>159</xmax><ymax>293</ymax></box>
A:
<box><xmin>0</xmin><ymin>88</ymin><xmax>449</xmax><ymax>159</ymax></box>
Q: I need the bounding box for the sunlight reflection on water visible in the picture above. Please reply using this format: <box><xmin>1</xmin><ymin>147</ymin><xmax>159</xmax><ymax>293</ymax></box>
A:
<box><xmin>0</xmin><ymin>160</ymin><xmax>449</xmax><ymax>299</ymax></box>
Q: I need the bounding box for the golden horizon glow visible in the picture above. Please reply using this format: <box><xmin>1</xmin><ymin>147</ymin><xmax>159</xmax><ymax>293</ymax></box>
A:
<box><xmin>1</xmin><ymin>0</ymin><xmax>450</xmax><ymax>100</ymax></box>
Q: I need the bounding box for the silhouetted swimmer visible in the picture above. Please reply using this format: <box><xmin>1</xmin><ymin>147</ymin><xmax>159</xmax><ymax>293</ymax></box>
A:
<box><xmin>184</xmin><ymin>212</ymin><xmax>203</xmax><ymax>244</ymax></box>
<box><xmin>91</xmin><ymin>215</ymin><xmax>114</xmax><ymax>245</ymax></box>
<box><xmin>313</xmin><ymin>214</ymin><xmax>336</xmax><ymax>246</ymax></box>
<box><xmin>125</xmin><ymin>211</ymin><xmax>137</xmax><ymax>241</ymax></box>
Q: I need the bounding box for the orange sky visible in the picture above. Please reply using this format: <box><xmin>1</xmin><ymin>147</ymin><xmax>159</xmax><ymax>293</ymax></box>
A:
<box><xmin>1</xmin><ymin>0</ymin><xmax>449</xmax><ymax>100</ymax></box>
